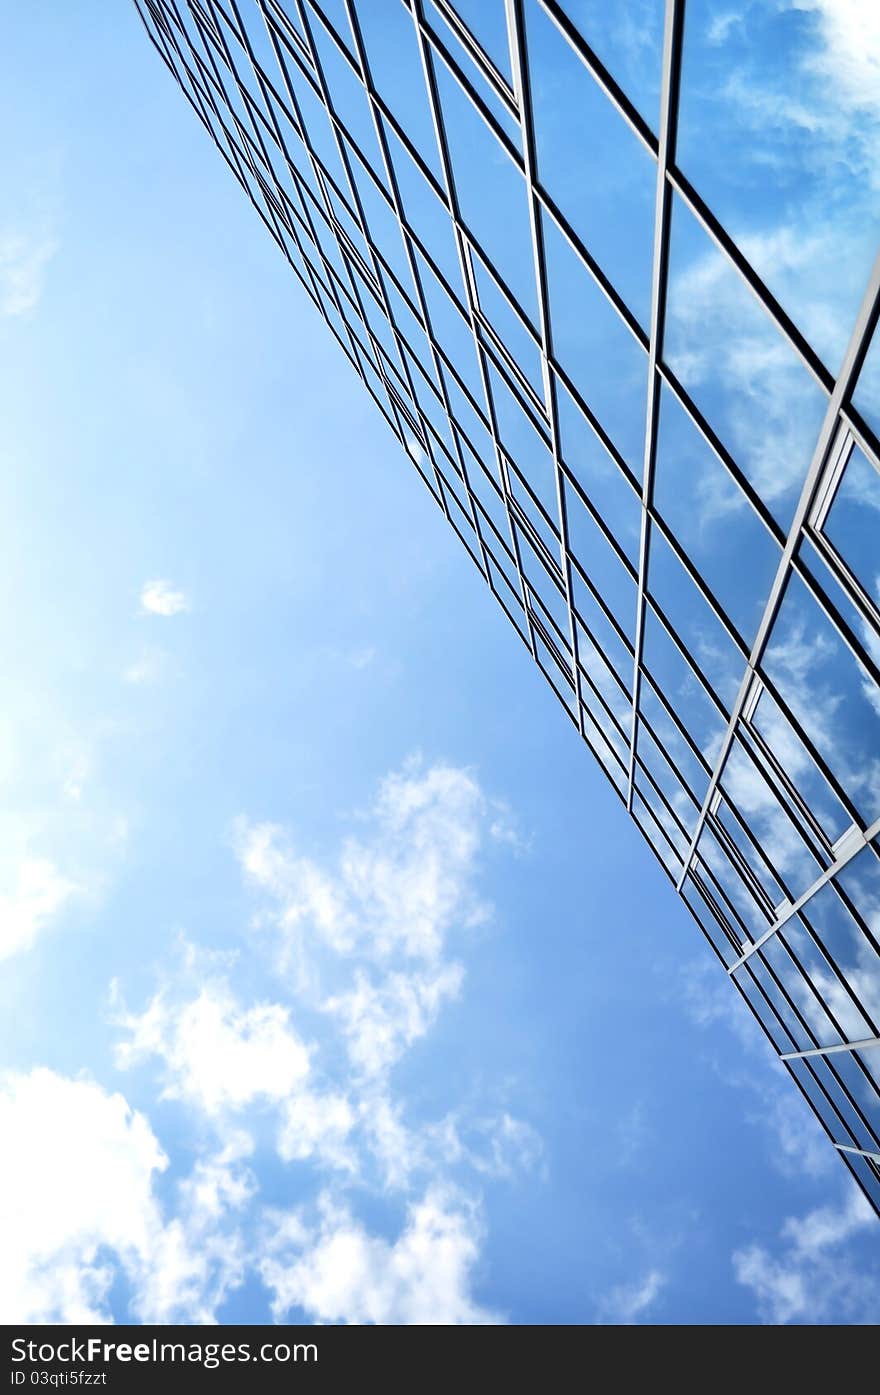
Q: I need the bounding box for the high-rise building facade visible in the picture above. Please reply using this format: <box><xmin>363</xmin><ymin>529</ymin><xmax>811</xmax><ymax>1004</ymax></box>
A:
<box><xmin>136</xmin><ymin>0</ymin><xmax>880</xmax><ymax>1213</ymax></box>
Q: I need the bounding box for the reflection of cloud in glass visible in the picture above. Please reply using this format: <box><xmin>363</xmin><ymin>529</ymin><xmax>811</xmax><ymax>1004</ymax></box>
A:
<box><xmin>678</xmin><ymin>0</ymin><xmax>880</xmax><ymax>372</ymax></box>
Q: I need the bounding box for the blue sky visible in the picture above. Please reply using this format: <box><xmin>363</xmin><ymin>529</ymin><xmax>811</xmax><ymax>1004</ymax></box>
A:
<box><xmin>0</xmin><ymin>0</ymin><xmax>879</xmax><ymax>1326</ymax></box>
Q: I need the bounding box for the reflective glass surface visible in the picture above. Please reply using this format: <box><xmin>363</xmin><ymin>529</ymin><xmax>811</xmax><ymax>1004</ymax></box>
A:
<box><xmin>140</xmin><ymin>0</ymin><xmax>880</xmax><ymax>1212</ymax></box>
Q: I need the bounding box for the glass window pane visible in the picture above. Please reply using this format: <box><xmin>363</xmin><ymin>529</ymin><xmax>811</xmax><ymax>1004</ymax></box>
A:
<box><xmin>354</xmin><ymin>0</ymin><xmax>444</xmax><ymax>182</ymax></box>
<box><xmin>556</xmin><ymin>0</ymin><xmax>664</xmax><ymax>131</ymax></box>
<box><xmin>653</xmin><ymin>384</ymin><xmax>780</xmax><ymax>647</ymax></box>
<box><xmin>638</xmin><ymin>674</ymin><xmax>711</xmax><ymax>807</ymax></box>
<box><xmin>822</xmin><ymin>442</ymin><xmax>880</xmax><ymax>611</ymax></box>
<box><xmin>677</xmin><ymin>0</ymin><xmax>880</xmax><ymax>375</ymax></box>
<box><xmin>647</xmin><ymin>527</ymin><xmax>744</xmax><ymax>713</ymax></box>
<box><xmin>487</xmin><ymin>362</ymin><xmax>556</xmax><ymax>517</ymax></box>
<box><xmin>720</xmin><ymin>741</ymin><xmax>824</xmax><ymax>904</ymax></box>
<box><xmin>434</xmin><ymin>58</ymin><xmax>539</xmax><ymax>325</ymax></box>
<box><xmin>543</xmin><ymin>209</ymin><xmax>648</xmax><ymax>472</ymax></box>
<box><xmin>642</xmin><ymin>608</ymin><xmax>726</xmax><ymax>769</ymax></box>
<box><xmin>472</xmin><ymin>252</ymin><xmax>545</xmax><ymax>397</ymax></box>
<box><xmin>448</xmin><ymin>0</ymin><xmax>513</xmax><ymax>83</ymax></box>
<box><xmin>748</xmin><ymin>685</ymin><xmax>851</xmax><ymax>849</ymax></box>
<box><xmin>524</xmin><ymin>0</ymin><xmax>656</xmax><ymax>325</ymax></box>
<box><xmin>665</xmin><ymin>194</ymin><xmax>828</xmax><ymax>532</ymax></box>
<box><xmin>762</xmin><ymin>571</ymin><xmax>880</xmax><ymax>826</ymax></box>
<box><xmin>557</xmin><ymin>376</ymin><xmax>641</xmax><ymax>567</ymax></box>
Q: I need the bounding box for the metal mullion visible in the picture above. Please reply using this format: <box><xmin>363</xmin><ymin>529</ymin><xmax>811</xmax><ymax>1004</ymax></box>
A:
<box><xmin>576</xmin><ymin>661</ymin><xmax>631</xmax><ymax>748</ymax></box>
<box><xmin>676</xmin><ymin>255</ymin><xmax>880</xmax><ymax>898</ymax></box>
<box><xmin>163</xmin><ymin>4</ymin><xmax>302</xmax><ymax>272</ymax></box>
<box><xmin>647</xmin><ymin>506</ymin><xmax>752</xmax><ymax>659</ymax></box>
<box><xmin>570</xmin><ymin>579</ymin><xmax>635</xmax><ymax>672</ymax></box>
<box><xmin>805</xmin><ymin>512</ymin><xmax>880</xmax><ymax>630</ymax></box>
<box><xmin>407</xmin><ymin>0</ymin><xmax>652</xmax><ymax>363</ymax></box>
<box><xmin>401</xmin><ymin>0</ymin><xmax>524</xmax><ymax>169</ymax></box>
<box><xmin>840</xmin><ymin>401</ymin><xmax>880</xmax><ymax>476</ymax></box>
<box><xmin>432</xmin><ymin>0</ymin><xmax>519</xmax><ymax>116</ymax></box>
<box><xmin>687</xmin><ymin>865</ymin><xmax>750</xmax><ymax>960</ymax></box>
<box><xmin>506</xmin><ymin>0</ymin><xmax>588</xmax><ymax>738</ymax></box>
<box><xmin>263</xmin><ymin>10</ymin><xmax>389</xmax><ymax>393</ymax></box>
<box><xmin>474</xmin><ymin>312</ymin><xmax>548</xmax><ymax>424</ymax></box>
<box><xmin>409</xmin><ymin>0</ymin><xmax>539</xmax><ymax>663</ymax></box>
<box><xmin>193</xmin><ymin>0</ymin><xmax>313</xmax><ymax>263</ymax></box>
<box><xmin>728</xmin><ymin>813</ymin><xmax>880</xmax><ymax>973</ymax></box>
<box><xmin>340</xmin><ymin>0</ymin><xmax>497</xmax><ymax>579</ymax></box>
<box><xmin>292</xmin><ymin>0</ymin><xmax>454</xmax><ymax>525</ymax></box>
<box><xmin>783</xmin><ymin>1038</ymin><xmax>880</xmax><ymax>1062</ymax></box>
<box><xmin>262</xmin><ymin>0</ymin><xmax>312</xmax><ymax>65</ymax></box>
<box><xmin>714</xmin><ymin>768</ymin><xmax>814</xmax><ymax>912</ymax></box>
<box><xmin>626</xmin><ymin>0</ymin><xmax>684</xmax><ymax>813</ymax></box>
<box><xmin>835</xmin><ymin>1143</ymin><xmax>880</xmax><ymax>1165</ymax></box>
<box><xmin>693</xmin><ymin>855</ymin><xmax>754</xmax><ymax>952</ymax></box>
<box><xmin>638</xmin><ymin>687</ymin><xmax>712</xmax><ymax>793</ymax></box>
<box><xmin>202</xmin><ymin>1</ymin><xmax>323</xmax><ymax>268</ymax></box>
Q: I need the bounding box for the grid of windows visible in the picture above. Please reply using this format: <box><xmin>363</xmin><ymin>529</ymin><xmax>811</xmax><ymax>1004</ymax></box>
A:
<box><xmin>136</xmin><ymin>0</ymin><xmax>880</xmax><ymax>1213</ymax></box>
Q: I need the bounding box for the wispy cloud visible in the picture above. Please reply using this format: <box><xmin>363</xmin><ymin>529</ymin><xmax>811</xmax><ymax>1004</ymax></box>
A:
<box><xmin>734</xmin><ymin>1183</ymin><xmax>880</xmax><ymax>1323</ymax></box>
<box><xmin>0</xmin><ymin>856</ymin><xmax>78</xmax><ymax>963</ymax></box>
<box><xmin>0</xmin><ymin>230</ymin><xmax>58</xmax><ymax>317</ymax></box>
<box><xmin>0</xmin><ymin>1067</ymin><xmax>245</xmax><ymax>1323</ymax></box>
<box><xmin>140</xmin><ymin>580</ymin><xmax>190</xmax><ymax>617</ymax></box>
<box><xmin>260</xmin><ymin>1188</ymin><xmax>500</xmax><ymax>1325</ymax></box>
<box><xmin>106</xmin><ymin>762</ymin><xmax>539</xmax><ymax>1324</ymax></box>
<box><xmin>596</xmin><ymin>1268</ymin><xmax>667</xmax><ymax>1325</ymax></box>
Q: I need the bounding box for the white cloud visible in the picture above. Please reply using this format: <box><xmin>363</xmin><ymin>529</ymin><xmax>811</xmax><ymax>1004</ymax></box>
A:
<box><xmin>277</xmin><ymin>1091</ymin><xmax>358</xmax><ymax>1173</ymax></box>
<box><xmin>110</xmin><ymin>761</ymin><xmax>541</xmax><ymax>1321</ymax></box>
<box><xmin>237</xmin><ymin>760</ymin><xmax>490</xmax><ymax>968</ymax></box>
<box><xmin>0</xmin><ymin>855</ymin><xmax>77</xmax><ymax>962</ymax></box>
<box><xmin>794</xmin><ymin>1</ymin><xmax>880</xmax><ymax>122</ymax></box>
<box><xmin>0</xmin><ymin>230</ymin><xmax>57</xmax><ymax>316</ymax></box>
<box><xmin>260</xmin><ymin>1189</ymin><xmax>500</xmax><ymax>1325</ymax></box>
<box><xmin>0</xmin><ymin>1067</ymin><xmax>242</xmax><ymax>1324</ymax></box>
<box><xmin>734</xmin><ymin>1183</ymin><xmax>880</xmax><ymax>1323</ymax></box>
<box><xmin>0</xmin><ymin>1068</ymin><xmax>165</xmax><ymax>1323</ymax></box>
<box><xmin>324</xmin><ymin>963</ymin><xmax>464</xmax><ymax>1077</ymax></box>
<box><xmin>140</xmin><ymin>580</ymin><xmax>189</xmax><ymax>617</ymax></box>
<box><xmin>596</xmin><ymin>1268</ymin><xmax>667</xmax><ymax>1324</ymax></box>
<box><xmin>115</xmin><ymin>984</ymin><xmax>311</xmax><ymax>1116</ymax></box>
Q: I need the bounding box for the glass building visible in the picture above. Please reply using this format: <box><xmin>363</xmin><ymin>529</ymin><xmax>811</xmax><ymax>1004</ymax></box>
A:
<box><xmin>135</xmin><ymin>0</ymin><xmax>880</xmax><ymax>1214</ymax></box>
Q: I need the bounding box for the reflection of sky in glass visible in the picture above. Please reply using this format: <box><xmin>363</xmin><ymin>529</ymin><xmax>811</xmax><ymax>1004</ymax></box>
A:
<box><xmin>653</xmin><ymin>384</ymin><xmax>781</xmax><ymax>646</ymax></box>
<box><xmin>647</xmin><ymin>528</ymin><xmax>742</xmax><ymax>712</ymax></box>
<box><xmin>719</xmin><ymin>742</ymin><xmax>822</xmax><ymax>902</ymax></box>
<box><xmin>678</xmin><ymin>0</ymin><xmax>880</xmax><ymax>374</ymax></box>
<box><xmin>749</xmin><ymin>687</ymin><xmax>851</xmax><ymax>847</ymax></box>
<box><xmin>665</xmin><ymin>195</ymin><xmax>827</xmax><ymax>533</ymax></box>
<box><xmin>524</xmin><ymin>0</ymin><xmax>655</xmax><ymax>326</ymax></box>
<box><xmin>823</xmin><ymin>443</ymin><xmax>880</xmax><ymax>610</ymax></box>
<box><xmin>139</xmin><ymin>0</ymin><xmax>880</xmax><ymax>1223</ymax></box>
<box><xmin>762</xmin><ymin>572</ymin><xmax>880</xmax><ymax>826</ymax></box>
<box><xmin>557</xmin><ymin>0</ymin><xmax>664</xmax><ymax>131</ymax></box>
<box><xmin>543</xmin><ymin>211</ymin><xmax>647</xmax><ymax>471</ymax></box>
<box><xmin>642</xmin><ymin>608</ymin><xmax>726</xmax><ymax>768</ymax></box>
